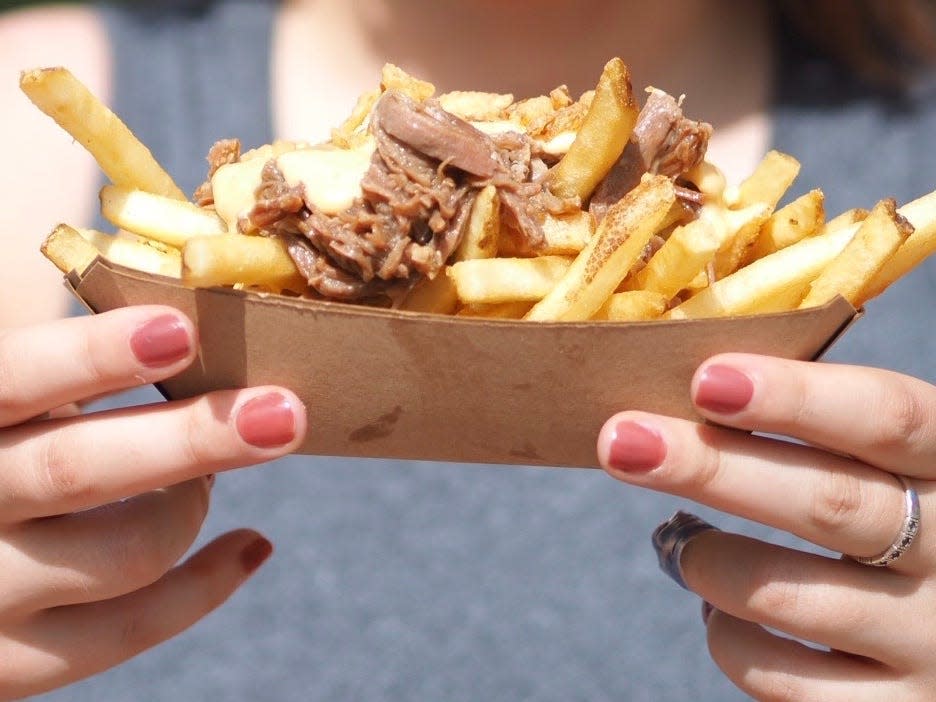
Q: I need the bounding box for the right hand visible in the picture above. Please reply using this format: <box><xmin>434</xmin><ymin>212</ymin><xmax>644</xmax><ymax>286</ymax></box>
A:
<box><xmin>0</xmin><ymin>305</ymin><xmax>307</xmax><ymax>700</ymax></box>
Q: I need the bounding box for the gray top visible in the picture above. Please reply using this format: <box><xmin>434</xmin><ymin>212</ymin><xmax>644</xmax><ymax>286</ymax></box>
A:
<box><xmin>40</xmin><ymin>3</ymin><xmax>936</xmax><ymax>701</ymax></box>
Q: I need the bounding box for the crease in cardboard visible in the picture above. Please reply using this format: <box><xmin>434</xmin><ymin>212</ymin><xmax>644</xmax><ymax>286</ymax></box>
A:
<box><xmin>67</xmin><ymin>258</ymin><xmax>859</xmax><ymax>468</ymax></box>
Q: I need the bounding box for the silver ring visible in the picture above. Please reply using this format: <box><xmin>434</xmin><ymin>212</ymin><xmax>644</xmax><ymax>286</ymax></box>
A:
<box><xmin>849</xmin><ymin>474</ymin><xmax>920</xmax><ymax>567</ymax></box>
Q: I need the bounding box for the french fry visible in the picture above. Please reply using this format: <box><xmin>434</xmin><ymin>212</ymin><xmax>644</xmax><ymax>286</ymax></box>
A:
<box><xmin>399</xmin><ymin>270</ymin><xmax>459</xmax><ymax>315</ymax></box>
<box><xmin>591</xmin><ymin>290</ymin><xmax>668</xmax><ymax>321</ymax></box>
<box><xmin>101</xmin><ymin>185</ymin><xmax>227</xmax><ymax>248</ymax></box>
<box><xmin>77</xmin><ymin>228</ymin><xmax>182</xmax><ymax>277</ymax></box>
<box><xmin>526</xmin><ymin>175</ymin><xmax>676</xmax><ymax>321</ymax></box>
<box><xmin>448</xmin><ymin>256</ymin><xmax>573</xmax><ymax>304</ymax></box>
<box><xmin>712</xmin><ymin>203</ymin><xmax>773</xmax><ymax>278</ymax></box>
<box><xmin>182</xmin><ymin>234</ymin><xmax>307</xmax><ymax>293</ymax></box>
<box><xmin>20</xmin><ymin>67</ymin><xmax>187</xmax><ymax>200</ymax></box>
<box><xmin>861</xmin><ymin>190</ymin><xmax>936</xmax><ymax>300</ymax></box>
<box><xmin>453</xmin><ymin>185</ymin><xmax>500</xmax><ymax>262</ymax></box>
<box><xmin>498</xmin><ymin>210</ymin><xmax>594</xmax><ymax>257</ymax></box>
<box><xmin>800</xmin><ymin>198</ymin><xmax>912</xmax><ymax>309</ymax></box>
<box><xmin>821</xmin><ymin>208</ymin><xmax>869</xmax><ymax>234</ymax></box>
<box><xmin>628</xmin><ymin>207</ymin><xmax>727</xmax><ymax>299</ymax></box>
<box><xmin>548</xmin><ymin>58</ymin><xmax>639</xmax><ymax>201</ymax></box>
<box><xmin>40</xmin><ymin>224</ymin><xmax>102</xmax><ymax>275</ymax></box>
<box><xmin>456</xmin><ymin>301</ymin><xmax>533</xmax><ymax>319</ymax></box>
<box><xmin>666</xmin><ymin>225</ymin><xmax>857</xmax><ymax>319</ymax></box>
<box><xmin>684</xmin><ymin>160</ymin><xmax>727</xmax><ymax>200</ymax></box>
<box><xmin>746</xmin><ymin>188</ymin><xmax>825</xmax><ymax>262</ymax></box>
<box><xmin>726</xmin><ymin>150</ymin><xmax>800</xmax><ymax>210</ymax></box>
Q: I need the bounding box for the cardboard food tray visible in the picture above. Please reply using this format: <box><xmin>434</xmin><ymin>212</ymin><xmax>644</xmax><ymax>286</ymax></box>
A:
<box><xmin>66</xmin><ymin>257</ymin><xmax>859</xmax><ymax>468</ymax></box>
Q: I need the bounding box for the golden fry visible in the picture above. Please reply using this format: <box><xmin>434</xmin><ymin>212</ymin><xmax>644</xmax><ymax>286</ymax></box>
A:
<box><xmin>860</xmin><ymin>190</ymin><xmax>936</xmax><ymax>301</ymax></box>
<box><xmin>182</xmin><ymin>234</ymin><xmax>307</xmax><ymax>293</ymax></box>
<box><xmin>821</xmin><ymin>207</ymin><xmax>869</xmax><ymax>235</ymax></box>
<box><xmin>456</xmin><ymin>301</ymin><xmax>533</xmax><ymax>319</ymax></box>
<box><xmin>728</xmin><ymin>150</ymin><xmax>800</xmax><ymax>210</ymax></box>
<box><xmin>77</xmin><ymin>228</ymin><xmax>181</xmax><ymax>277</ymax></box>
<box><xmin>101</xmin><ymin>185</ymin><xmax>227</xmax><ymax>247</ymax></box>
<box><xmin>448</xmin><ymin>256</ymin><xmax>573</xmax><ymax>304</ymax></box>
<box><xmin>548</xmin><ymin>58</ymin><xmax>638</xmax><ymax>201</ymax></box>
<box><xmin>526</xmin><ymin>175</ymin><xmax>676</xmax><ymax>321</ymax></box>
<box><xmin>399</xmin><ymin>270</ymin><xmax>459</xmax><ymax>315</ymax></box>
<box><xmin>453</xmin><ymin>185</ymin><xmax>500</xmax><ymax>262</ymax></box>
<box><xmin>629</xmin><ymin>208</ymin><xmax>724</xmax><ymax>299</ymax></box>
<box><xmin>746</xmin><ymin>188</ymin><xmax>825</xmax><ymax>262</ymax></box>
<box><xmin>40</xmin><ymin>224</ymin><xmax>101</xmax><ymax>275</ymax></box>
<box><xmin>20</xmin><ymin>67</ymin><xmax>186</xmax><ymax>200</ymax></box>
<box><xmin>591</xmin><ymin>290</ymin><xmax>668</xmax><ymax>321</ymax></box>
<box><xmin>666</xmin><ymin>225</ymin><xmax>856</xmax><ymax>319</ymax></box>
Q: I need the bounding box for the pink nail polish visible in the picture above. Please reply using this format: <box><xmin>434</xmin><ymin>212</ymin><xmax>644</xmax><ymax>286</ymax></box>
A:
<box><xmin>695</xmin><ymin>365</ymin><xmax>754</xmax><ymax>414</ymax></box>
<box><xmin>240</xmin><ymin>537</ymin><xmax>273</xmax><ymax>574</ymax></box>
<box><xmin>608</xmin><ymin>421</ymin><xmax>666</xmax><ymax>473</ymax></box>
<box><xmin>130</xmin><ymin>314</ymin><xmax>191</xmax><ymax>367</ymax></box>
<box><xmin>235</xmin><ymin>393</ymin><xmax>296</xmax><ymax>448</ymax></box>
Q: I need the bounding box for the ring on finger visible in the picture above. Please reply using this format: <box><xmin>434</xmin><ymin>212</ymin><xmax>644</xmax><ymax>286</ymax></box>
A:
<box><xmin>846</xmin><ymin>473</ymin><xmax>920</xmax><ymax>568</ymax></box>
<box><xmin>652</xmin><ymin>511</ymin><xmax>719</xmax><ymax>589</ymax></box>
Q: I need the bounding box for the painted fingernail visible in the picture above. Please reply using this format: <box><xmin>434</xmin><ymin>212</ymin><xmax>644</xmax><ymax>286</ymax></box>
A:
<box><xmin>701</xmin><ymin>600</ymin><xmax>714</xmax><ymax>625</ymax></box>
<box><xmin>607</xmin><ymin>421</ymin><xmax>666</xmax><ymax>473</ymax></box>
<box><xmin>695</xmin><ymin>365</ymin><xmax>754</xmax><ymax>414</ymax></box>
<box><xmin>130</xmin><ymin>314</ymin><xmax>191</xmax><ymax>367</ymax></box>
<box><xmin>651</xmin><ymin>511</ymin><xmax>718</xmax><ymax>589</ymax></box>
<box><xmin>235</xmin><ymin>393</ymin><xmax>296</xmax><ymax>448</ymax></box>
<box><xmin>241</xmin><ymin>537</ymin><xmax>273</xmax><ymax>574</ymax></box>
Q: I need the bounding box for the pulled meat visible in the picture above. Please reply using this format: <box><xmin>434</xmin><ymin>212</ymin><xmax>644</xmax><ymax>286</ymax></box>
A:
<box><xmin>244</xmin><ymin>90</ymin><xmax>573</xmax><ymax>301</ymax></box>
<box><xmin>589</xmin><ymin>91</ymin><xmax>712</xmax><ymax>222</ymax></box>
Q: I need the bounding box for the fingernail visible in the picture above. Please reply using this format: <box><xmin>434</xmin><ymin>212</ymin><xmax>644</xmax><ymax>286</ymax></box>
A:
<box><xmin>240</xmin><ymin>537</ymin><xmax>273</xmax><ymax>574</ymax></box>
<box><xmin>695</xmin><ymin>365</ymin><xmax>754</xmax><ymax>414</ymax></box>
<box><xmin>651</xmin><ymin>511</ymin><xmax>718</xmax><ymax>589</ymax></box>
<box><xmin>235</xmin><ymin>393</ymin><xmax>296</xmax><ymax>448</ymax></box>
<box><xmin>130</xmin><ymin>314</ymin><xmax>191</xmax><ymax>367</ymax></box>
<box><xmin>701</xmin><ymin>600</ymin><xmax>714</xmax><ymax>624</ymax></box>
<box><xmin>607</xmin><ymin>421</ymin><xmax>666</xmax><ymax>473</ymax></box>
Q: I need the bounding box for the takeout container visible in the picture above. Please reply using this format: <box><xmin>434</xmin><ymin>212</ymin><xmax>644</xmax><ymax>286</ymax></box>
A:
<box><xmin>66</xmin><ymin>257</ymin><xmax>858</xmax><ymax>468</ymax></box>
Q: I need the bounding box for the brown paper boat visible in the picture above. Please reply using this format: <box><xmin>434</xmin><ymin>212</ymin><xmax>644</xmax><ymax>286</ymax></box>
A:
<box><xmin>66</xmin><ymin>257</ymin><xmax>858</xmax><ymax>468</ymax></box>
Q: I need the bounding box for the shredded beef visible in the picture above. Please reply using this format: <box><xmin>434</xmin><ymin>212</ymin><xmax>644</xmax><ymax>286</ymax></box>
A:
<box><xmin>589</xmin><ymin>91</ymin><xmax>712</xmax><ymax>222</ymax></box>
<box><xmin>240</xmin><ymin>90</ymin><xmax>573</xmax><ymax>301</ymax></box>
<box><xmin>194</xmin><ymin>139</ymin><xmax>241</xmax><ymax>207</ymax></box>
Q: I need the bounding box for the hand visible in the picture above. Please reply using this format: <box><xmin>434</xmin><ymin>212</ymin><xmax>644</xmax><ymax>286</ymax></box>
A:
<box><xmin>597</xmin><ymin>354</ymin><xmax>936</xmax><ymax>701</ymax></box>
<box><xmin>0</xmin><ymin>306</ymin><xmax>306</xmax><ymax>700</ymax></box>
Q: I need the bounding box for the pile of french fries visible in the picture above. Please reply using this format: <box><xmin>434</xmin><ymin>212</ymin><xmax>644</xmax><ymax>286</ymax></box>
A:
<box><xmin>24</xmin><ymin>59</ymin><xmax>936</xmax><ymax>322</ymax></box>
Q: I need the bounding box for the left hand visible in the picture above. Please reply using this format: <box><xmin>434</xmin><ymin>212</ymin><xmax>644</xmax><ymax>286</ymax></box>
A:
<box><xmin>596</xmin><ymin>353</ymin><xmax>936</xmax><ymax>702</ymax></box>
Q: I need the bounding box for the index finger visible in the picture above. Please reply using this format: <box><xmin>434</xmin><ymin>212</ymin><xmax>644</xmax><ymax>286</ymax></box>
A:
<box><xmin>0</xmin><ymin>306</ymin><xmax>196</xmax><ymax>427</ymax></box>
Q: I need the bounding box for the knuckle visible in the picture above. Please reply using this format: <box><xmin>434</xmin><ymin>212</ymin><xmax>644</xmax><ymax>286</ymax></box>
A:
<box><xmin>745</xmin><ymin>559</ymin><xmax>806</xmax><ymax>619</ymax></box>
<box><xmin>179</xmin><ymin>402</ymin><xmax>226</xmax><ymax>471</ymax></box>
<box><xmin>807</xmin><ymin>468</ymin><xmax>864</xmax><ymax>536</ymax></box>
<box><xmin>40</xmin><ymin>430</ymin><xmax>93</xmax><ymax>505</ymax></box>
<box><xmin>869</xmin><ymin>383</ymin><xmax>929</xmax><ymax>452</ymax></box>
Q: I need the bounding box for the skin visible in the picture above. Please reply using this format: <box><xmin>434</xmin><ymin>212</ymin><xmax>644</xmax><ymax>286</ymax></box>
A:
<box><xmin>1</xmin><ymin>0</ymin><xmax>934</xmax><ymax>698</ymax></box>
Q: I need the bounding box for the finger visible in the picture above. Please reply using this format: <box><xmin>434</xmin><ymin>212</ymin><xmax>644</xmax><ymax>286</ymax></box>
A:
<box><xmin>691</xmin><ymin>353</ymin><xmax>936</xmax><ymax>479</ymax></box>
<box><xmin>0</xmin><ymin>306</ymin><xmax>196</xmax><ymax>427</ymax></box>
<box><xmin>671</xmin><ymin>525</ymin><xmax>916</xmax><ymax>665</ymax></box>
<box><xmin>596</xmin><ymin>412</ymin><xmax>929</xmax><ymax>572</ymax></box>
<box><xmin>0</xmin><ymin>477</ymin><xmax>211</xmax><ymax>617</ymax></box>
<box><xmin>0</xmin><ymin>529</ymin><xmax>272</xmax><ymax>700</ymax></box>
<box><xmin>705</xmin><ymin>609</ymin><xmax>898</xmax><ymax>702</ymax></box>
<box><xmin>0</xmin><ymin>386</ymin><xmax>306</xmax><ymax>522</ymax></box>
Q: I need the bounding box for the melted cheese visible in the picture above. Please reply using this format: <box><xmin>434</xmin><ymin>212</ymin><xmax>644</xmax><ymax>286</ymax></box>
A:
<box><xmin>211</xmin><ymin>138</ymin><xmax>376</xmax><ymax>230</ymax></box>
<box><xmin>277</xmin><ymin>138</ymin><xmax>375</xmax><ymax>215</ymax></box>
